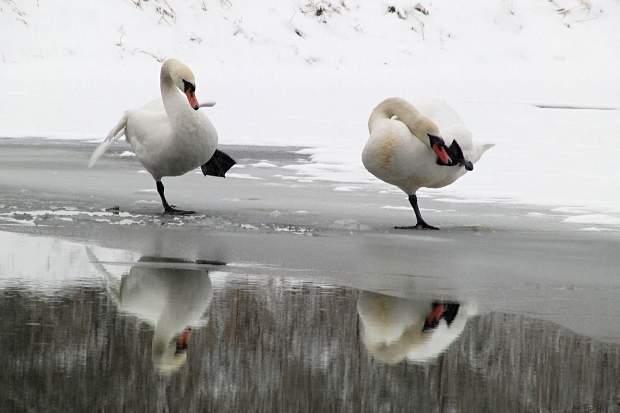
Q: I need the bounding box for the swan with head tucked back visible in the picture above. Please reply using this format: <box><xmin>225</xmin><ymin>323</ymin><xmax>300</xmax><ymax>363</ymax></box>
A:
<box><xmin>362</xmin><ymin>97</ymin><xmax>494</xmax><ymax>229</ymax></box>
<box><xmin>88</xmin><ymin>58</ymin><xmax>236</xmax><ymax>215</ymax></box>
<box><xmin>357</xmin><ymin>292</ymin><xmax>474</xmax><ymax>364</ymax></box>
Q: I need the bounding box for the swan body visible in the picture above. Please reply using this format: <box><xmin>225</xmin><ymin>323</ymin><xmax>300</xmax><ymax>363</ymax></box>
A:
<box><xmin>89</xmin><ymin>59</ymin><xmax>235</xmax><ymax>214</ymax></box>
<box><xmin>87</xmin><ymin>248</ymin><xmax>214</xmax><ymax>374</ymax></box>
<box><xmin>117</xmin><ymin>265</ymin><xmax>213</xmax><ymax>373</ymax></box>
<box><xmin>357</xmin><ymin>292</ymin><xmax>474</xmax><ymax>364</ymax></box>
<box><xmin>362</xmin><ymin>97</ymin><xmax>493</xmax><ymax>229</ymax></box>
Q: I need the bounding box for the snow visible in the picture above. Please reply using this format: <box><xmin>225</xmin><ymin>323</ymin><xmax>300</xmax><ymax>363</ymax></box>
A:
<box><xmin>1</xmin><ymin>0</ymin><xmax>619</xmax><ymax>220</ymax></box>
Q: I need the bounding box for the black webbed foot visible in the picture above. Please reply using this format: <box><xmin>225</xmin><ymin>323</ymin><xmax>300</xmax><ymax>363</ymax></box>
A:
<box><xmin>201</xmin><ymin>149</ymin><xmax>237</xmax><ymax>177</ymax></box>
<box><xmin>394</xmin><ymin>223</ymin><xmax>439</xmax><ymax>230</ymax></box>
<box><xmin>164</xmin><ymin>206</ymin><xmax>196</xmax><ymax>215</ymax></box>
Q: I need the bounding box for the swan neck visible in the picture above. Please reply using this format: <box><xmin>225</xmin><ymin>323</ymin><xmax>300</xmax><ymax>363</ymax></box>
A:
<box><xmin>160</xmin><ymin>67</ymin><xmax>185</xmax><ymax>119</ymax></box>
<box><xmin>152</xmin><ymin>310</ymin><xmax>178</xmax><ymax>345</ymax></box>
<box><xmin>369</xmin><ymin>98</ymin><xmax>438</xmax><ymax>147</ymax></box>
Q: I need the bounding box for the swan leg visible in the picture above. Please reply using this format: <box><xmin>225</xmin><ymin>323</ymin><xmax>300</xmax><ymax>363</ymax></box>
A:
<box><xmin>395</xmin><ymin>194</ymin><xmax>439</xmax><ymax>230</ymax></box>
<box><xmin>156</xmin><ymin>181</ymin><xmax>195</xmax><ymax>215</ymax></box>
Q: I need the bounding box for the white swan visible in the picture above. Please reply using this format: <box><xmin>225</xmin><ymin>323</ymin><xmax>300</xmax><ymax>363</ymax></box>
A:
<box><xmin>357</xmin><ymin>292</ymin><xmax>474</xmax><ymax>364</ymax></box>
<box><xmin>88</xmin><ymin>58</ymin><xmax>236</xmax><ymax>215</ymax></box>
<box><xmin>87</xmin><ymin>248</ymin><xmax>214</xmax><ymax>374</ymax></box>
<box><xmin>362</xmin><ymin>97</ymin><xmax>494</xmax><ymax>229</ymax></box>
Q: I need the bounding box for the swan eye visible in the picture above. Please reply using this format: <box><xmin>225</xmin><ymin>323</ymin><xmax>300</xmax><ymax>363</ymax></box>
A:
<box><xmin>182</xmin><ymin>79</ymin><xmax>196</xmax><ymax>93</ymax></box>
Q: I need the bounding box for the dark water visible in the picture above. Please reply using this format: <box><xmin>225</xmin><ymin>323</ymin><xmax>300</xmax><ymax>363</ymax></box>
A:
<box><xmin>0</xmin><ymin>257</ymin><xmax>620</xmax><ymax>412</ymax></box>
<box><xmin>1</xmin><ymin>232</ymin><xmax>620</xmax><ymax>412</ymax></box>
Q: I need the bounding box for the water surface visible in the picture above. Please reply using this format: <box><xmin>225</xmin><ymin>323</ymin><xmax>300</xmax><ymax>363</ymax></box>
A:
<box><xmin>1</xmin><ymin>231</ymin><xmax>619</xmax><ymax>412</ymax></box>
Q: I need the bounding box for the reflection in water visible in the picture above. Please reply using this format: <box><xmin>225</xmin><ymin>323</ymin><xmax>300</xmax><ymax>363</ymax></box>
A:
<box><xmin>2</xmin><ymin>232</ymin><xmax>620</xmax><ymax>411</ymax></box>
<box><xmin>88</xmin><ymin>249</ymin><xmax>213</xmax><ymax>374</ymax></box>
<box><xmin>357</xmin><ymin>292</ymin><xmax>473</xmax><ymax>364</ymax></box>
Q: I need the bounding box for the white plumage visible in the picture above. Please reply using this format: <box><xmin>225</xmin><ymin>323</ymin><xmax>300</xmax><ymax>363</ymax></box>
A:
<box><xmin>362</xmin><ymin>97</ymin><xmax>494</xmax><ymax>229</ymax></box>
<box><xmin>89</xmin><ymin>59</ymin><xmax>233</xmax><ymax>215</ymax></box>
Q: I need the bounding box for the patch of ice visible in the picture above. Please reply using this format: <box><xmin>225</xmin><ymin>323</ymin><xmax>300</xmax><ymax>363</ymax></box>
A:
<box><xmin>381</xmin><ymin>206</ymin><xmax>410</xmax><ymax>210</ymax></box>
<box><xmin>114</xmin><ymin>219</ymin><xmax>138</xmax><ymax>225</ymax></box>
<box><xmin>332</xmin><ymin>219</ymin><xmax>359</xmax><ymax>230</ymax></box>
<box><xmin>135</xmin><ymin>189</ymin><xmax>158</xmax><ymax>194</ymax></box>
<box><xmin>137</xmin><ymin>170</ymin><xmax>148</xmax><ymax>174</ymax></box>
<box><xmin>241</xmin><ymin>224</ymin><xmax>258</xmax><ymax>230</ymax></box>
<box><xmin>252</xmin><ymin>162</ymin><xmax>278</xmax><ymax>168</ymax></box>
<box><xmin>134</xmin><ymin>200</ymin><xmax>159</xmax><ymax>204</ymax></box>
<box><xmin>117</xmin><ymin>151</ymin><xmax>135</xmax><ymax>158</ymax></box>
<box><xmin>552</xmin><ymin>207</ymin><xmax>593</xmax><ymax>214</ymax></box>
<box><xmin>269</xmin><ymin>210</ymin><xmax>281</xmax><ymax>217</ymax></box>
<box><xmin>562</xmin><ymin>214</ymin><xmax>620</xmax><ymax>225</ymax></box>
<box><xmin>334</xmin><ymin>186</ymin><xmax>360</xmax><ymax>192</ymax></box>
<box><xmin>293</xmin><ymin>210</ymin><xmax>310</xmax><ymax>215</ymax></box>
<box><xmin>227</xmin><ymin>173</ymin><xmax>263</xmax><ymax>180</ymax></box>
<box><xmin>297</xmin><ymin>179</ymin><xmax>314</xmax><ymax>183</ymax></box>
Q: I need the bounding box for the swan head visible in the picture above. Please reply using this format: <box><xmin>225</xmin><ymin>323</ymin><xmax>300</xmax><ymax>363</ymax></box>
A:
<box><xmin>358</xmin><ymin>294</ymin><xmax>467</xmax><ymax>364</ymax></box>
<box><xmin>152</xmin><ymin>327</ymin><xmax>192</xmax><ymax>374</ymax></box>
<box><xmin>161</xmin><ymin>58</ymin><xmax>200</xmax><ymax>111</ymax></box>
<box><xmin>431</xmin><ymin>139</ymin><xmax>474</xmax><ymax>171</ymax></box>
<box><xmin>427</xmin><ymin>134</ymin><xmax>453</xmax><ymax>165</ymax></box>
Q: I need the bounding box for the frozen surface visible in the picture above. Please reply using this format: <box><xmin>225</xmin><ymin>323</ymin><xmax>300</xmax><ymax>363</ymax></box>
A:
<box><xmin>0</xmin><ymin>0</ymin><xmax>619</xmax><ymax>216</ymax></box>
<box><xmin>0</xmin><ymin>140</ymin><xmax>619</xmax><ymax>342</ymax></box>
<box><xmin>1</xmin><ymin>141</ymin><xmax>620</xmax><ymax>411</ymax></box>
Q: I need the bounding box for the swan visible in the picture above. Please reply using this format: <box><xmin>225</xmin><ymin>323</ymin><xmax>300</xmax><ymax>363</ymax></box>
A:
<box><xmin>88</xmin><ymin>58</ymin><xmax>236</xmax><ymax>215</ymax></box>
<box><xmin>87</xmin><ymin>248</ymin><xmax>214</xmax><ymax>374</ymax></box>
<box><xmin>357</xmin><ymin>291</ymin><xmax>474</xmax><ymax>364</ymax></box>
<box><xmin>362</xmin><ymin>97</ymin><xmax>494</xmax><ymax>229</ymax></box>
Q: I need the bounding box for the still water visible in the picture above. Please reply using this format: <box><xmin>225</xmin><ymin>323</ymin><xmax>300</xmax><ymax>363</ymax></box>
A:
<box><xmin>1</xmin><ymin>231</ymin><xmax>619</xmax><ymax>412</ymax></box>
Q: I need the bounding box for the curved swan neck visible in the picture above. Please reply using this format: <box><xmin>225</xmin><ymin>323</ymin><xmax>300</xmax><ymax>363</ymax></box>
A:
<box><xmin>369</xmin><ymin>97</ymin><xmax>440</xmax><ymax>147</ymax></box>
<box><xmin>160</xmin><ymin>60</ymin><xmax>192</xmax><ymax>120</ymax></box>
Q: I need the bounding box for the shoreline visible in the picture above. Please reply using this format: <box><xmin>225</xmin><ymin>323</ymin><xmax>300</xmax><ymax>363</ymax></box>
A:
<box><xmin>1</xmin><ymin>138</ymin><xmax>620</xmax><ymax>344</ymax></box>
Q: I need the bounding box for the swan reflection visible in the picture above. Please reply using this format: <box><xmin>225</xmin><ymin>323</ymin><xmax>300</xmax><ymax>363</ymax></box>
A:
<box><xmin>88</xmin><ymin>249</ymin><xmax>213</xmax><ymax>374</ymax></box>
<box><xmin>357</xmin><ymin>291</ymin><xmax>475</xmax><ymax>364</ymax></box>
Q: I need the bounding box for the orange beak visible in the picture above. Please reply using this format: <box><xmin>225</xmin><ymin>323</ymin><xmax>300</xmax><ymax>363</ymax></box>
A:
<box><xmin>185</xmin><ymin>89</ymin><xmax>200</xmax><ymax>111</ymax></box>
<box><xmin>426</xmin><ymin>304</ymin><xmax>445</xmax><ymax>327</ymax></box>
<box><xmin>432</xmin><ymin>142</ymin><xmax>452</xmax><ymax>165</ymax></box>
<box><xmin>177</xmin><ymin>328</ymin><xmax>192</xmax><ymax>349</ymax></box>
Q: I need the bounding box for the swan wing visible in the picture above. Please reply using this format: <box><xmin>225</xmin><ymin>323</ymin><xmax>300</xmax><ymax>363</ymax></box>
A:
<box><xmin>413</xmin><ymin>98</ymin><xmax>471</xmax><ymax>146</ymax></box>
<box><xmin>88</xmin><ymin>115</ymin><xmax>128</xmax><ymax>168</ymax></box>
<box><xmin>88</xmin><ymin>98</ymin><xmax>166</xmax><ymax>168</ymax></box>
<box><xmin>124</xmin><ymin>103</ymin><xmax>171</xmax><ymax>150</ymax></box>
<box><xmin>414</xmin><ymin>98</ymin><xmax>494</xmax><ymax>163</ymax></box>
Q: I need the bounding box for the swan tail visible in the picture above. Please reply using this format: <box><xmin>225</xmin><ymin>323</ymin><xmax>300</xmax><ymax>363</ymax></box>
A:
<box><xmin>201</xmin><ymin>149</ymin><xmax>236</xmax><ymax>177</ymax></box>
<box><xmin>467</xmin><ymin>141</ymin><xmax>495</xmax><ymax>165</ymax></box>
<box><xmin>88</xmin><ymin>115</ymin><xmax>128</xmax><ymax>168</ymax></box>
<box><xmin>85</xmin><ymin>246</ymin><xmax>122</xmax><ymax>305</ymax></box>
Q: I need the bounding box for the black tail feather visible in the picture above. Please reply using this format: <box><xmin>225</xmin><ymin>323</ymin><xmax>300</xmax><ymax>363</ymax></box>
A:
<box><xmin>201</xmin><ymin>149</ymin><xmax>236</xmax><ymax>178</ymax></box>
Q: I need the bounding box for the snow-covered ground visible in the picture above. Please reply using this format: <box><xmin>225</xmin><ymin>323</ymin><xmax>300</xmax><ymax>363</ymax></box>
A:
<box><xmin>1</xmin><ymin>0</ymin><xmax>619</xmax><ymax>218</ymax></box>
